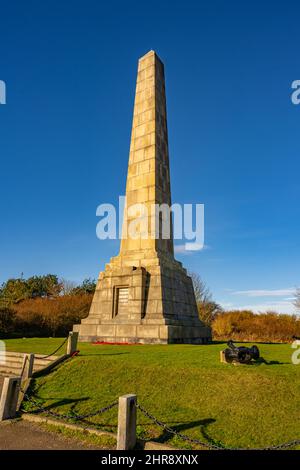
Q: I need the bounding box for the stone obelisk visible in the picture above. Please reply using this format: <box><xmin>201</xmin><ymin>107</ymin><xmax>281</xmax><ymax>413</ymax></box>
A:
<box><xmin>74</xmin><ymin>51</ymin><xmax>211</xmax><ymax>343</ymax></box>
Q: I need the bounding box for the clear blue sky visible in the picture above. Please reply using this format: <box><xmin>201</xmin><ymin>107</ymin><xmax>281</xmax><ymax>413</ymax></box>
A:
<box><xmin>0</xmin><ymin>0</ymin><xmax>299</xmax><ymax>313</ymax></box>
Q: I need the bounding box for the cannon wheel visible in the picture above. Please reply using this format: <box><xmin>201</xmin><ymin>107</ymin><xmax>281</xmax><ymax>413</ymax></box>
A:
<box><xmin>237</xmin><ymin>350</ymin><xmax>252</xmax><ymax>364</ymax></box>
<box><xmin>224</xmin><ymin>348</ymin><xmax>235</xmax><ymax>362</ymax></box>
<box><xmin>251</xmin><ymin>345</ymin><xmax>260</xmax><ymax>360</ymax></box>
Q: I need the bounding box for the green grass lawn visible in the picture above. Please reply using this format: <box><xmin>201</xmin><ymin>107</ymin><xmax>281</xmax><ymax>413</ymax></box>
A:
<box><xmin>3</xmin><ymin>338</ymin><xmax>300</xmax><ymax>450</ymax></box>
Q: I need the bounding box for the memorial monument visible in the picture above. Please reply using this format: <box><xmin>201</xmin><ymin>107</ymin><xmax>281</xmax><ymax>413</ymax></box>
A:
<box><xmin>74</xmin><ymin>51</ymin><xmax>211</xmax><ymax>343</ymax></box>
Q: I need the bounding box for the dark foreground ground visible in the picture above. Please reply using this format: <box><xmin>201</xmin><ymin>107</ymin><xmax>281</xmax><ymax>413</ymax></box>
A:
<box><xmin>0</xmin><ymin>420</ymin><xmax>99</xmax><ymax>450</ymax></box>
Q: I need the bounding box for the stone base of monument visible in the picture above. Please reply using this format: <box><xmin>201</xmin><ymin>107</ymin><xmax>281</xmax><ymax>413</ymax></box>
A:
<box><xmin>74</xmin><ymin>322</ymin><xmax>211</xmax><ymax>344</ymax></box>
<box><xmin>74</xmin><ymin>261</ymin><xmax>211</xmax><ymax>344</ymax></box>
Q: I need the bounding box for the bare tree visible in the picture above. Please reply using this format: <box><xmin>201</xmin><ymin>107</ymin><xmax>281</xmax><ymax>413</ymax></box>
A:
<box><xmin>189</xmin><ymin>272</ymin><xmax>211</xmax><ymax>303</ymax></box>
<box><xmin>294</xmin><ymin>288</ymin><xmax>300</xmax><ymax>312</ymax></box>
<box><xmin>189</xmin><ymin>272</ymin><xmax>222</xmax><ymax>326</ymax></box>
<box><xmin>60</xmin><ymin>278</ymin><xmax>77</xmax><ymax>296</ymax></box>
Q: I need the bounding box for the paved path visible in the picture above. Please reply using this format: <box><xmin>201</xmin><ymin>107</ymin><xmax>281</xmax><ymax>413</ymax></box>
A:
<box><xmin>0</xmin><ymin>375</ymin><xmax>102</xmax><ymax>450</ymax></box>
<box><xmin>0</xmin><ymin>374</ymin><xmax>113</xmax><ymax>450</ymax></box>
<box><xmin>0</xmin><ymin>420</ymin><xmax>100</xmax><ymax>450</ymax></box>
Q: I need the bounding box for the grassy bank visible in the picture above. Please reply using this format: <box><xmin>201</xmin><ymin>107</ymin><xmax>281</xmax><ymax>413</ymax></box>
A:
<box><xmin>3</xmin><ymin>338</ymin><xmax>300</xmax><ymax>449</ymax></box>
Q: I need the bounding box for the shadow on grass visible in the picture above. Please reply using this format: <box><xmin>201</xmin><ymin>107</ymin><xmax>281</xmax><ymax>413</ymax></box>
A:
<box><xmin>24</xmin><ymin>396</ymin><xmax>90</xmax><ymax>414</ymax></box>
<box><xmin>224</xmin><ymin>358</ymin><xmax>288</xmax><ymax>366</ymax></box>
<box><xmin>79</xmin><ymin>417</ymin><xmax>117</xmax><ymax>431</ymax></box>
<box><xmin>250</xmin><ymin>358</ymin><xmax>288</xmax><ymax>366</ymax></box>
<box><xmin>78</xmin><ymin>353</ymin><xmax>130</xmax><ymax>357</ymax></box>
<box><xmin>145</xmin><ymin>417</ymin><xmax>221</xmax><ymax>447</ymax></box>
<box><xmin>23</xmin><ymin>377</ymin><xmax>90</xmax><ymax>414</ymax></box>
<box><xmin>213</xmin><ymin>340</ymin><xmax>290</xmax><ymax>345</ymax></box>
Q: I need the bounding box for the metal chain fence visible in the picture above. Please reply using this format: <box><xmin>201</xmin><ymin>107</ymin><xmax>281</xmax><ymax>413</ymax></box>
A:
<box><xmin>18</xmin><ymin>383</ymin><xmax>300</xmax><ymax>450</ymax></box>
<box><xmin>20</xmin><ymin>388</ymin><xmax>118</xmax><ymax>422</ymax></box>
<box><xmin>136</xmin><ymin>403</ymin><xmax>300</xmax><ymax>451</ymax></box>
<box><xmin>42</xmin><ymin>337</ymin><xmax>68</xmax><ymax>359</ymax></box>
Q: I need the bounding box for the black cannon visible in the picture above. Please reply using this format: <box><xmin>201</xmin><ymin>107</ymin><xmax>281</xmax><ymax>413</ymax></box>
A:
<box><xmin>224</xmin><ymin>340</ymin><xmax>260</xmax><ymax>364</ymax></box>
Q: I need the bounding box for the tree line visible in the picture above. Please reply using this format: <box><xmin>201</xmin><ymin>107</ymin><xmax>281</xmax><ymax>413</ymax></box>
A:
<box><xmin>190</xmin><ymin>273</ymin><xmax>300</xmax><ymax>342</ymax></box>
<box><xmin>0</xmin><ymin>273</ymin><xmax>299</xmax><ymax>341</ymax></box>
<box><xmin>0</xmin><ymin>275</ymin><xmax>96</xmax><ymax>337</ymax></box>
<box><xmin>0</xmin><ymin>275</ymin><xmax>96</xmax><ymax>305</ymax></box>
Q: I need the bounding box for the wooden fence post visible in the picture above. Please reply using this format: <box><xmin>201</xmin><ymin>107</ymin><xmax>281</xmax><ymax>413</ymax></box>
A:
<box><xmin>117</xmin><ymin>394</ymin><xmax>137</xmax><ymax>450</ymax></box>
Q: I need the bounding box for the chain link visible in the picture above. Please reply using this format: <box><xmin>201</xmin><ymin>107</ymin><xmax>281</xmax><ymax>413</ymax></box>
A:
<box><xmin>136</xmin><ymin>403</ymin><xmax>300</xmax><ymax>451</ymax></box>
<box><xmin>42</xmin><ymin>337</ymin><xmax>68</xmax><ymax>359</ymax></box>
<box><xmin>20</xmin><ymin>389</ymin><xmax>118</xmax><ymax>422</ymax></box>
<box><xmin>136</xmin><ymin>403</ymin><xmax>223</xmax><ymax>450</ymax></box>
<box><xmin>18</xmin><ymin>385</ymin><xmax>300</xmax><ymax>450</ymax></box>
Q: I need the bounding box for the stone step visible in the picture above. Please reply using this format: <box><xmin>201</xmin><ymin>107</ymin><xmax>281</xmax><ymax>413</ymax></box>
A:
<box><xmin>3</xmin><ymin>352</ymin><xmax>25</xmax><ymax>359</ymax></box>
<box><xmin>0</xmin><ymin>372</ymin><xmax>17</xmax><ymax>378</ymax></box>
<box><xmin>3</xmin><ymin>352</ymin><xmax>58</xmax><ymax>360</ymax></box>
<box><xmin>2</xmin><ymin>354</ymin><xmax>58</xmax><ymax>364</ymax></box>
<box><xmin>0</xmin><ymin>364</ymin><xmax>48</xmax><ymax>376</ymax></box>
<box><xmin>1</xmin><ymin>351</ymin><xmax>24</xmax><ymax>360</ymax></box>
<box><xmin>1</xmin><ymin>357</ymin><xmax>24</xmax><ymax>366</ymax></box>
<box><xmin>0</xmin><ymin>354</ymin><xmax>60</xmax><ymax>377</ymax></box>
<box><xmin>1</xmin><ymin>361</ymin><xmax>23</xmax><ymax>370</ymax></box>
<box><xmin>0</xmin><ymin>365</ymin><xmax>22</xmax><ymax>375</ymax></box>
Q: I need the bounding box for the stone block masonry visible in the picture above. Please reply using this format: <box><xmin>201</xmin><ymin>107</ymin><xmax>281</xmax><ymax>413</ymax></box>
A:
<box><xmin>74</xmin><ymin>51</ymin><xmax>211</xmax><ymax>344</ymax></box>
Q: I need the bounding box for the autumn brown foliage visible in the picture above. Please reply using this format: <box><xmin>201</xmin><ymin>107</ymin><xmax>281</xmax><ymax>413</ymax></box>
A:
<box><xmin>0</xmin><ymin>294</ymin><xmax>92</xmax><ymax>338</ymax></box>
<box><xmin>1</xmin><ymin>293</ymin><xmax>300</xmax><ymax>342</ymax></box>
<box><xmin>212</xmin><ymin>310</ymin><xmax>300</xmax><ymax>343</ymax></box>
